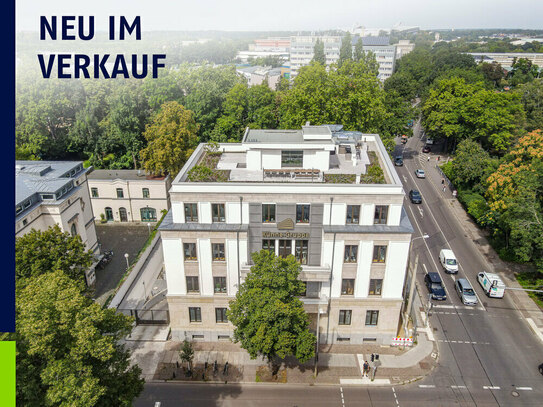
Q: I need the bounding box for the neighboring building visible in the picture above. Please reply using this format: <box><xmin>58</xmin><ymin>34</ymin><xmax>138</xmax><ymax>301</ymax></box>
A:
<box><xmin>394</xmin><ymin>40</ymin><xmax>415</xmax><ymax>59</ymax></box>
<box><xmin>87</xmin><ymin>170</ymin><xmax>172</xmax><ymax>223</ymax></box>
<box><xmin>160</xmin><ymin>124</ymin><xmax>413</xmax><ymax>345</ymax></box>
<box><xmin>236</xmin><ymin>65</ymin><xmax>284</xmax><ymax>89</ymax></box>
<box><xmin>15</xmin><ymin>161</ymin><xmax>99</xmax><ymax>285</ymax></box>
<box><xmin>468</xmin><ymin>52</ymin><xmax>543</xmax><ymax>68</ymax></box>
<box><xmin>353</xmin><ymin>36</ymin><xmax>397</xmax><ymax>81</ymax></box>
<box><xmin>289</xmin><ymin>35</ymin><xmax>342</xmax><ymax>78</ymax></box>
<box><xmin>250</xmin><ymin>37</ymin><xmax>291</xmax><ymax>52</ymax></box>
<box><xmin>236</xmin><ymin>50</ymin><xmax>290</xmax><ymax>64</ymax></box>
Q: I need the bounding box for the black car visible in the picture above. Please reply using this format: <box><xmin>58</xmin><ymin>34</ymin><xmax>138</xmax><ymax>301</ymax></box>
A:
<box><xmin>422</xmin><ymin>145</ymin><xmax>431</xmax><ymax>153</ymax></box>
<box><xmin>425</xmin><ymin>272</ymin><xmax>447</xmax><ymax>300</ymax></box>
<box><xmin>539</xmin><ymin>363</ymin><xmax>543</xmax><ymax>375</ymax></box>
<box><xmin>394</xmin><ymin>156</ymin><xmax>403</xmax><ymax>166</ymax></box>
<box><xmin>409</xmin><ymin>189</ymin><xmax>422</xmax><ymax>204</ymax></box>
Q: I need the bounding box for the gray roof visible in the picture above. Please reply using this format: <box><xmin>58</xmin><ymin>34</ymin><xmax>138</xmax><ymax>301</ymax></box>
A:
<box><xmin>352</xmin><ymin>36</ymin><xmax>390</xmax><ymax>46</ymax></box>
<box><xmin>243</xmin><ymin>129</ymin><xmax>304</xmax><ymax>143</ymax></box>
<box><xmin>16</xmin><ymin>161</ymin><xmax>84</xmax><ymax>205</ymax></box>
<box><xmin>87</xmin><ymin>169</ymin><xmax>166</xmax><ymax>181</ymax></box>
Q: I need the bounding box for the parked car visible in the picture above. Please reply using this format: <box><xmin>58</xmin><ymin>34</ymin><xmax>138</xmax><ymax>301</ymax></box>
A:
<box><xmin>425</xmin><ymin>272</ymin><xmax>447</xmax><ymax>300</ymax></box>
<box><xmin>426</xmin><ymin>138</ymin><xmax>434</xmax><ymax>145</ymax></box>
<box><xmin>409</xmin><ymin>189</ymin><xmax>422</xmax><ymax>204</ymax></box>
<box><xmin>415</xmin><ymin>169</ymin><xmax>426</xmax><ymax>178</ymax></box>
<box><xmin>422</xmin><ymin>145</ymin><xmax>431</xmax><ymax>153</ymax></box>
<box><xmin>455</xmin><ymin>278</ymin><xmax>478</xmax><ymax>306</ymax></box>
<box><xmin>439</xmin><ymin>249</ymin><xmax>458</xmax><ymax>274</ymax></box>
<box><xmin>394</xmin><ymin>156</ymin><xmax>404</xmax><ymax>166</ymax></box>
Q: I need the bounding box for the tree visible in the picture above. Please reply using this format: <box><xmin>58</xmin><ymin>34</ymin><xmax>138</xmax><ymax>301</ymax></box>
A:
<box><xmin>479</xmin><ymin>62</ymin><xmax>505</xmax><ymax>88</ymax></box>
<box><xmin>338</xmin><ymin>32</ymin><xmax>353</xmax><ymax>67</ymax></box>
<box><xmin>139</xmin><ymin>101</ymin><xmax>199</xmax><ymax>176</ymax></box>
<box><xmin>16</xmin><ymin>271</ymin><xmax>144</xmax><ymax>406</ymax></box>
<box><xmin>227</xmin><ymin>250</ymin><xmax>316</xmax><ymax>366</ymax></box>
<box><xmin>247</xmin><ymin>82</ymin><xmax>277</xmax><ymax>129</ymax></box>
<box><xmin>353</xmin><ymin>38</ymin><xmax>364</xmax><ymax>62</ymax></box>
<box><xmin>211</xmin><ymin>83</ymin><xmax>248</xmax><ymax>142</ymax></box>
<box><xmin>15</xmin><ymin>225</ymin><xmax>93</xmax><ymax>289</ymax></box>
<box><xmin>519</xmin><ymin>79</ymin><xmax>543</xmax><ymax>131</ymax></box>
<box><xmin>509</xmin><ymin>57</ymin><xmax>540</xmax><ymax>86</ymax></box>
<box><xmin>450</xmin><ymin>139</ymin><xmax>491</xmax><ymax>190</ymax></box>
<box><xmin>312</xmin><ymin>39</ymin><xmax>326</xmax><ymax>65</ymax></box>
<box><xmin>179</xmin><ymin>340</ymin><xmax>194</xmax><ymax>372</ymax></box>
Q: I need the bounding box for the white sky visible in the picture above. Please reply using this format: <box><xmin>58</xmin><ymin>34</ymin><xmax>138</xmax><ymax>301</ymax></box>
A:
<box><xmin>16</xmin><ymin>0</ymin><xmax>543</xmax><ymax>32</ymax></box>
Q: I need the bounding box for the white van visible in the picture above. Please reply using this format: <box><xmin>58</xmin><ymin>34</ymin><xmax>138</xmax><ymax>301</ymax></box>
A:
<box><xmin>439</xmin><ymin>249</ymin><xmax>458</xmax><ymax>274</ymax></box>
<box><xmin>477</xmin><ymin>271</ymin><xmax>505</xmax><ymax>298</ymax></box>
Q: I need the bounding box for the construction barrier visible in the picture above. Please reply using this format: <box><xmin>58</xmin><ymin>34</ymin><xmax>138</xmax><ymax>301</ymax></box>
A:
<box><xmin>391</xmin><ymin>337</ymin><xmax>414</xmax><ymax>346</ymax></box>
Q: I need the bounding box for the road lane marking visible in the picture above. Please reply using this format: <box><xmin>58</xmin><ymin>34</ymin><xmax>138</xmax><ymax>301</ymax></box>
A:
<box><xmin>433</xmin><ymin>304</ymin><xmax>455</xmax><ymax>309</ymax></box>
<box><xmin>516</xmin><ymin>387</ymin><xmax>533</xmax><ymax>391</ymax></box>
<box><xmin>418</xmin><ymin>385</ymin><xmax>436</xmax><ymax>388</ymax></box>
<box><xmin>392</xmin><ymin>387</ymin><xmax>400</xmax><ymax>406</ymax></box>
<box><xmin>418</xmin><ymin>206</ymin><xmax>424</xmax><ymax>217</ymax></box>
<box><xmin>340</xmin><ymin>386</ymin><xmax>345</xmax><ymax>407</ymax></box>
<box><xmin>483</xmin><ymin>386</ymin><xmax>500</xmax><ymax>390</ymax></box>
<box><xmin>451</xmin><ymin>385</ymin><xmax>467</xmax><ymax>389</ymax></box>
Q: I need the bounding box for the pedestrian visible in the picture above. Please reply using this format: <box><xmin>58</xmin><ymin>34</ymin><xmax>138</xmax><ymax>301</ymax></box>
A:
<box><xmin>437</xmin><ymin>156</ymin><xmax>440</xmax><ymax>161</ymax></box>
<box><xmin>363</xmin><ymin>360</ymin><xmax>369</xmax><ymax>377</ymax></box>
<box><xmin>452</xmin><ymin>190</ymin><xmax>457</xmax><ymax>198</ymax></box>
<box><xmin>442</xmin><ymin>186</ymin><xmax>446</xmax><ymax>192</ymax></box>
<box><xmin>441</xmin><ymin>178</ymin><xmax>445</xmax><ymax>185</ymax></box>
<box><xmin>427</xmin><ymin>156</ymin><xmax>430</xmax><ymax>162</ymax></box>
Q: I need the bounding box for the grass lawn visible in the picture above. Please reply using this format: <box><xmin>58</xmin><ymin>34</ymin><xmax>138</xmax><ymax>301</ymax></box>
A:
<box><xmin>515</xmin><ymin>271</ymin><xmax>543</xmax><ymax>309</ymax></box>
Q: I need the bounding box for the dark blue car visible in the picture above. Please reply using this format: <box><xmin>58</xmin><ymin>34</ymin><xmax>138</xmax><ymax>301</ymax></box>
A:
<box><xmin>425</xmin><ymin>272</ymin><xmax>446</xmax><ymax>300</ymax></box>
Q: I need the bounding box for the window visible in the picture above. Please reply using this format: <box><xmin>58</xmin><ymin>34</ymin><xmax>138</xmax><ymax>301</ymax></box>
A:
<box><xmin>186</xmin><ymin>276</ymin><xmax>199</xmax><ymax>293</ymax></box>
<box><xmin>184</xmin><ymin>243</ymin><xmax>197</xmax><ymax>261</ymax></box>
<box><xmin>189</xmin><ymin>307</ymin><xmax>201</xmax><ymax>322</ymax></box>
<box><xmin>296</xmin><ymin>204</ymin><xmax>310</xmax><ymax>223</ymax></box>
<box><xmin>281</xmin><ymin>150</ymin><xmax>303</xmax><ymax>167</ymax></box>
<box><xmin>214</xmin><ymin>277</ymin><xmax>227</xmax><ymax>293</ymax></box>
<box><xmin>70</xmin><ymin>223</ymin><xmax>77</xmax><ymax>237</ymax></box>
<box><xmin>278</xmin><ymin>240</ymin><xmax>292</xmax><ymax>258</ymax></box>
<box><xmin>212</xmin><ymin>243</ymin><xmax>225</xmax><ymax>261</ymax></box>
<box><xmin>346</xmin><ymin>205</ymin><xmax>360</xmax><ymax>224</ymax></box>
<box><xmin>339</xmin><ymin>310</ymin><xmax>352</xmax><ymax>325</ymax></box>
<box><xmin>215</xmin><ymin>308</ymin><xmax>228</xmax><ymax>323</ymax></box>
<box><xmin>374</xmin><ymin>205</ymin><xmax>388</xmax><ymax>225</ymax></box>
<box><xmin>341</xmin><ymin>279</ymin><xmax>354</xmax><ymax>295</ymax></box>
<box><xmin>344</xmin><ymin>245</ymin><xmax>358</xmax><ymax>263</ymax></box>
<box><xmin>140</xmin><ymin>207</ymin><xmax>157</xmax><ymax>221</ymax></box>
<box><xmin>365</xmin><ymin>310</ymin><xmax>379</xmax><ymax>326</ymax></box>
<box><xmin>262</xmin><ymin>239</ymin><xmax>275</xmax><ymax>254</ymax></box>
<box><xmin>184</xmin><ymin>203</ymin><xmax>198</xmax><ymax>222</ymax></box>
<box><xmin>304</xmin><ymin>281</ymin><xmax>321</xmax><ymax>298</ymax></box>
<box><xmin>372</xmin><ymin>246</ymin><xmax>387</xmax><ymax>263</ymax></box>
<box><xmin>116</xmin><ymin>188</ymin><xmax>124</xmax><ymax>198</ymax></box>
<box><xmin>212</xmin><ymin>204</ymin><xmax>225</xmax><ymax>222</ymax></box>
<box><xmin>142</xmin><ymin>188</ymin><xmax>150</xmax><ymax>198</ymax></box>
<box><xmin>369</xmin><ymin>279</ymin><xmax>383</xmax><ymax>296</ymax></box>
<box><xmin>22</xmin><ymin>219</ymin><xmax>28</xmax><ymax>226</ymax></box>
<box><xmin>295</xmin><ymin>240</ymin><xmax>308</xmax><ymax>265</ymax></box>
<box><xmin>262</xmin><ymin>204</ymin><xmax>276</xmax><ymax>223</ymax></box>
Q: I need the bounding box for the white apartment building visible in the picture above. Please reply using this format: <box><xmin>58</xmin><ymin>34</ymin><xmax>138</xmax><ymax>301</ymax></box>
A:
<box><xmin>289</xmin><ymin>35</ymin><xmax>342</xmax><ymax>78</ymax></box>
<box><xmin>394</xmin><ymin>40</ymin><xmax>415</xmax><ymax>59</ymax></box>
<box><xmin>468</xmin><ymin>52</ymin><xmax>543</xmax><ymax>68</ymax></box>
<box><xmin>15</xmin><ymin>161</ymin><xmax>99</xmax><ymax>285</ymax></box>
<box><xmin>87</xmin><ymin>169</ymin><xmax>171</xmax><ymax>223</ymax></box>
<box><xmin>353</xmin><ymin>36</ymin><xmax>397</xmax><ymax>81</ymax></box>
<box><xmin>160</xmin><ymin>124</ymin><xmax>413</xmax><ymax>345</ymax></box>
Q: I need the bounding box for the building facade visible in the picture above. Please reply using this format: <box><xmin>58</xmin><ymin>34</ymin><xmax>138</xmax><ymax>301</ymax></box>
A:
<box><xmin>87</xmin><ymin>169</ymin><xmax>171</xmax><ymax>223</ymax></box>
<box><xmin>354</xmin><ymin>36</ymin><xmax>397</xmax><ymax>81</ymax></box>
<box><xmin>160</xmin><ymin>125</ymin><xmax>413</xmax><ymax>345</ymax></box>
<box><xmin>16</xmin><ymin>161</ymin><xmax>99</xmax><ymax>285</ymax></box>
<box><xmin>468</xmin><ymin>52</ymin><xmax>543</xmax><ymax>68</ymax></box>
<box><xmin>289</xmin><ymin>35</ymin><xmax>342</xmax><ymax>78</ymax></box>
<box><xmin>394</xmin><ymin>40</ymin><xmax>415</xmax><ymax>60</ymax></box>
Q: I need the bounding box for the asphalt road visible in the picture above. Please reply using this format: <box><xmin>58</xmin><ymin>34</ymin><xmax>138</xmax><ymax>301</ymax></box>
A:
<box><xmin>394</xmin><ymin>121</ymin><xmax>543</xmax><ymax>406</ymax></box>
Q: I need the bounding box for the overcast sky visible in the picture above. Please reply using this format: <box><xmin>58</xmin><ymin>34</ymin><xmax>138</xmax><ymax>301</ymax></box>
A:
<box><xmin>16</xmin><ymin>0</ymin><xmax>543</xmax><ymax>32</ymax></box>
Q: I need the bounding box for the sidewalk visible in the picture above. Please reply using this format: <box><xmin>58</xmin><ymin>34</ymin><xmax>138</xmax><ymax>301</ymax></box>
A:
<box><xmin>125</xmin><ymin>328</ymin><xmax>437</xmax><ymax>386</ymax></box>
<box><xmin>425</xmin><ymin>155</ymin><xmax>543</xmax><ymax>343</ymax></box>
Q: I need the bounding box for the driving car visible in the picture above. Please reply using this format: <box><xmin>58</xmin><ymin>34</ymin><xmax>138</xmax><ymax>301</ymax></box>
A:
<box><xmin>409</xmin><ymin>189</ymin><xmax>422</xmax><ymax>204</ymax></box>
<box><xmin>425</xmin><ymin>272</ymin><xmax>447</xmax><ymax>300</ymax></box>
<box><xmin>422</xmin><ymin>145</ymin><xmax>431</xmax><ymax>153</ymax></box>
<box><xmin>394</xmin><ymin>156</ymin><xmax>403</xmax><ymax>166</ymax></box>
<box><xmin>455</xmin><ymin>278</ymin><xmax>478</xmax><ymax>306</ymax></box>
<box><xmin>415</xmin><ymin>169</ymin><xmax>425</xmax><ymax>178</ymax></box>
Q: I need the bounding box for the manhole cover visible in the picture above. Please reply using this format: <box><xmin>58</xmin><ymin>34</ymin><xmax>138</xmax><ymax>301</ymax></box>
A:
<box><xmin>511</xmin><ymin>391</ymin><xmax>519</xmax><ymax>397</ymax></box>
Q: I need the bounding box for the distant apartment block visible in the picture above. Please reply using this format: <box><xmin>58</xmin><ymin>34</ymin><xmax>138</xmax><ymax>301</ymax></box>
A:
<box><xmin>16</xmin><ymin>161</ymin><xmax>99</xmax><ymax>285</ymax></box>
<box><xmin>87</xmin><ymin>170</ymin><xmax>171</xmax><ymax>223</ymax></box>
<box><xmin>353</xmin><ymin>36</ymin><xmax>397</xmax><ymax>81</ymax></box>
<box><xmin>159</xmin><ymin>124</ymin><xmax>413</xmax><ymax>344</ymax></box>
<box><xmin>289</xmin><ymin>35</ymin><xmax>342</xmax><ymax>78</ymax></box>
<box><xmin>394</xmin><ymin>40</ymin><xmax>415</xmax><ymax>59</ymax></box>
<box><xmin>468</xmin><ymin>52</ymin><xmax>543</xmax><ymax>68</ymax></box>
<box><xmin>236</xmin><ymin>65</ymin><xmax>285</xmax><ymax>89</ymax></box>
<box><xmin>250</xmin><ymin>37</ymin><xmax>291</xmax><ymax>52</ymax></box>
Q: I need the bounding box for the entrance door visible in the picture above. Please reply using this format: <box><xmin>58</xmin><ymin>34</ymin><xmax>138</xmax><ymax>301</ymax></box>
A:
<box><xmin>119</xmin><ymin>207</ymin><xmax>128</xmax><ymax>222</ymax></box>
<box><xmin>105</xmin><ymin>207</ymin><xmax>114</xmax><ymax>221</ymax></box>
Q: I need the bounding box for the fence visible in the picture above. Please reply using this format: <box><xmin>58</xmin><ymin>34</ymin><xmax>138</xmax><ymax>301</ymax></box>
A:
<box><xmin>436</xmin><ymin>164</ymin><xmax>455</xmax><ymax>191</ymax></box>
<box><xmin>118</xmin><ymin>308</ymin><xmax>170</xmax><ymax>325</ymax></box>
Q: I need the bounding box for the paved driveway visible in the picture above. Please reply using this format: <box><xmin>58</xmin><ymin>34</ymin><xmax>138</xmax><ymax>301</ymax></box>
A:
<box><xmin>93</xmin><ymin>223</ymin><xmax>150</xmax><ymax>302</ymax></box>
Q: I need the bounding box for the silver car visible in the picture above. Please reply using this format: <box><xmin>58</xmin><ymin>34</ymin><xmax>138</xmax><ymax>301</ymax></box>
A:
<box><xmin>415</xmin><ymin>169</ymin><xmax>425</xmax><ymax>178</ymax></box>
<box><xmin>455</xmin><ymin>278</ymin><xmax>478</xmax><ymax>306</ymax></box>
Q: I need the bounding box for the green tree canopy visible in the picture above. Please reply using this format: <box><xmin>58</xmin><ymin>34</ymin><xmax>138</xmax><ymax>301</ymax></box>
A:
<box><xmin>139</xmin><ymin>101</ymin><xmax>200</xmax><ymax>176</ymax></box>
<box><xmin>15</xmin><ymin>225</ymin><xmax>92</xmax><ymax>289</ymax></box>
<box><xmin>16</xmin><ymin>271</ymin><xmax>144</xmax><ymax>406</ymax></box>
<box><xmin>519</xmin><ymin>79</ymin><xmax>543</xmax><ymax>131</ymax></box>
<box><xmin>227</xmin><ymin>250</ymin><xmax>316</xmax><ymax>363</ymax></box>
<box><xmin>312</xmin><ymin>39</ymin><xmax>326</xmax><ymax>65</ymax></box>
<box><xmin>450</xmin><ymin>139</ymin><xmax>491</xmax><ymax>190</ymax></box>
<box><xmin>338</xmin><ymin>32</ymin><xmax>353</xmax><ymax>66</ymax></box>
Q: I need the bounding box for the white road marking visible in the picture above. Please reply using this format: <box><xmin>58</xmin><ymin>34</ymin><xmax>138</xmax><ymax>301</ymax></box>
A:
<box><xmin>340</xmin><ymin>386</ymin><xmax>345</xmax><ymax>407</ymax></box>
<box><xmin>418</xmin><ymin>206</ymin><xmax>424</xmax><ymax>217</ymax></box>
<box><xmin>418</xmin><ymin>384</ymin><xmax>436</xmax><ymax>388</ymax></box>
<box><xmin>483</xmin><ymin>386</ymin><xmax>500</xmax><ymax>390</ymax></box>
<box><xmin>516</xmin><ymin>387</ymin><xmax>533</xmax><ymax>391</ymax></box>
<box><xmin>450</xmin><ymin>385</ymin><xmax>467</xmax><ymax>389</ymax></box>
<box><xmin>392</xmin><ymin>387</ymin><xmax>400</xmax><ymax>406</ymax></box>
<box><xmin>433</xmin><ymin>304</ymin><xmax>455</xmax><ymax>309</ymax></box>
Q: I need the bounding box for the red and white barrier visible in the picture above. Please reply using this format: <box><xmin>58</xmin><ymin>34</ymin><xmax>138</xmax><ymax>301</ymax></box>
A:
<box><xmin>391</xmin><ymin>337</ymin><xmax>414</xmax><ymax>346</ymax></box>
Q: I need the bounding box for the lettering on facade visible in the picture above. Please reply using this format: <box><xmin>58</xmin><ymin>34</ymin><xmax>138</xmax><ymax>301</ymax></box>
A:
<box><xmin>262</xmin><ymin>231</ymin><xmax>310</xmax><ymax>239</ymax></box>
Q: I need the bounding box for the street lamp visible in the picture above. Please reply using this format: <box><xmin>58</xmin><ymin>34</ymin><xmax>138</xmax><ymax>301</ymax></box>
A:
<box><xmin>403</xmin><ymin>233</ymin><xmax>430</xmax><ymax>338</ymax></box>
<box><xmin>147</xmin><ymin>222</ymin><xmax>151</xmax><ymax>235</ymax></box>
<box><xmin>124</xmin><ymin>253</ymin><xmax>129</xmax><ymax>269</ymax></box>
